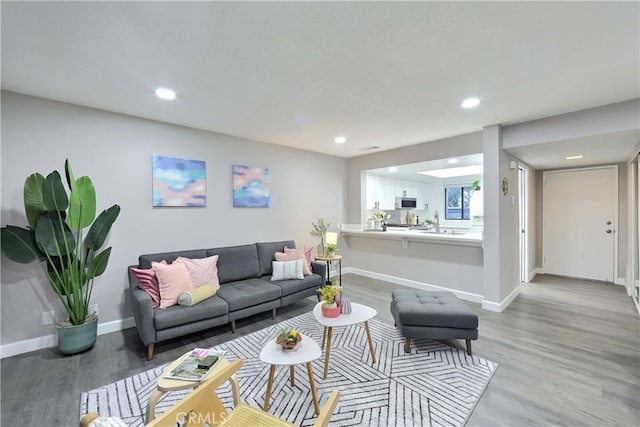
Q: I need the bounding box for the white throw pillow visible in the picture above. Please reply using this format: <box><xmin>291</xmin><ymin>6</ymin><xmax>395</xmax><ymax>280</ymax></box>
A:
<box><xmin>271</xmin><ymin>259</ymin><xmax>304</xmax><ymax>281</ymax></box>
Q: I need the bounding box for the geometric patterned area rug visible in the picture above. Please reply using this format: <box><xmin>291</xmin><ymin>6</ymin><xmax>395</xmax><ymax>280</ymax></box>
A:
<box><xmin>80</xmin><ymin>311</ymin><xmax>497</xmax><ymax>426</ymax></box>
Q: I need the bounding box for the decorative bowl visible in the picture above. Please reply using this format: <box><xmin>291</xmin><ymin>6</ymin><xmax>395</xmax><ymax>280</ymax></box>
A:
<box><xmin>275</xmin><ymin>327</ymin><xmax>302</xmax><ymax>350</ymax></box>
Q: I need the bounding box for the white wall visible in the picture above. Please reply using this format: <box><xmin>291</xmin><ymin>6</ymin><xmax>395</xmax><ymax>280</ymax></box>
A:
<box><xmin>0</xmin><ymin>91</ymin><xmax>348</xmax><ymax>349</ymax></box>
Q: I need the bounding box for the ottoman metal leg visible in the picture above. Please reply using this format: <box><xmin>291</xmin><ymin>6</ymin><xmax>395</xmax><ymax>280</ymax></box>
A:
<box><xmin>466</xmin><ymin>339</ymin><xmax>472</xmax><ymax>356</ymax></box>
<box><xmin>404</xmin><ymin>337</ymin><xmax>411</xmax><ymax>353</ymax></box>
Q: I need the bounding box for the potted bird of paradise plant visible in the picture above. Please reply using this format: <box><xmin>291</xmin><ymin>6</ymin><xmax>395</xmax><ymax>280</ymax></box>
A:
<box><xmin>1</xmin><ymin>160</ymin><xmax>120</xmax><ymax>354</ymax></box>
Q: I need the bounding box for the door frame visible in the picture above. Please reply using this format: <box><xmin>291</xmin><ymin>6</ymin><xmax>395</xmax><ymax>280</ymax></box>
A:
<box><xmin>518</xmin><ymin>165</ymin><xmax>529</xmax><ymax>282</ymax></box>
<box><xmin>542</xmin><ymin>165</ymin><xmax>619</xmax><ymax>283</ymax></box>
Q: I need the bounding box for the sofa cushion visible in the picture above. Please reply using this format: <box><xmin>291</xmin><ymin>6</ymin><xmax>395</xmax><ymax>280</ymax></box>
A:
<box><xmin>153</xmin><ymin>261</ymin><xmax>193</xmax><ymax>309</ymax></box>
<box><xmin>154</xmin><ymin>294</ymin><xmax>229</xmax><ymax>330</ymax></box>
<box><xmin>216</xmin><ymin>278</ymin><xmax>281</xmax><ymax>311</ymax></box>
<box><xmin>206</xmin><ymin>244</ymin><xmax>260</xmax><ymax>284</ymax></box>
<box><xmin>268</xmin><ymin>274</ymin><xmax>323</xmax><ymax>297</ymax></box>
<box><xmin>275</xmin><ymin>251</ymin><xmax>312</xmax><ymax>275</ymax></box>
<box><xmin>271</xmin><ymin>260</ymin><xmax>304</xmax><ymax>280</ymax></box>
<box><xmin>256</xmin><ymin>240</ymin><xmax>296</xmax><ymax>276</ymax></box>
<box><xmin>178</xmin><ymin>284</ymin><xmax>217</xmax><ymax>306</ymax></box>
<box><xmin>284</xmin><ymin>246</ymin><xmax>313</xmax><ymax>275</ymax></box>
<box><xmin>130</xmin><ymin>261</ymin><xmax>166</xmax><ymax>308</ymax></box>
<box><xmin>175</xmin><ymin>255</ymin><xmax>220</xmax><ymax>289</ymax></box>
<box><xmin>139</xmin><ymin>249</ymin><xmax>207</xmax><ymax>269</ymax></box>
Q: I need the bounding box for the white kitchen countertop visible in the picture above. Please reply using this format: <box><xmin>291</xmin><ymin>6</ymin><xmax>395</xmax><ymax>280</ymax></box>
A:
<box><xmin>341</xmin><ymin>225</ymin><xmax>483</xmax><ymax>248</ymax></box>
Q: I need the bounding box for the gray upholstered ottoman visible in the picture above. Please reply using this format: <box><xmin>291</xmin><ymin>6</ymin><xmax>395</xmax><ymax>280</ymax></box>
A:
<box><xmin>390</xmin><ymin>290</ymin><xmax>478</xmax><ymax>355</ymax></box>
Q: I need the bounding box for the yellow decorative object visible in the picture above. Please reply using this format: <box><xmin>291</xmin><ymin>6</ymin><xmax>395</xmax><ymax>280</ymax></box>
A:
<box><xmin>177</xmin><ymin>284</ymin><xmax>217</xmax><ymax>306</ymax></box>
<box><xmin>502</xmin><ymin>177</ymin><xmax>509</xmax><ymax>195</ymax></box>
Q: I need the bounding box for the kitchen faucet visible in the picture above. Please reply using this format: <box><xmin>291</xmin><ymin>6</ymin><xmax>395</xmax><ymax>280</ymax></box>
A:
<box><xmin>433</xmin><ymin>210</ymin><xmax>440</xmax><ymax>233</ymax></box>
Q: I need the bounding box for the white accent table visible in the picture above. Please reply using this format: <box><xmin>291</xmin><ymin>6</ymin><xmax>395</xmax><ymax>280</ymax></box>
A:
<box><xmin>259</xmin><ymin>332</ymin><xmax>322</xmax><ymax>415</ymax></box>
<box><xmin>312</xmin><ymin>302</ymin><xmax>377</xmax><ymax>379</ymax></box>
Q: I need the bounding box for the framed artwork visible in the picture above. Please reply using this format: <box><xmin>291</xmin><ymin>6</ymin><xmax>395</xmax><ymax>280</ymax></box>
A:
<box><xmin>152</xmin><ymin>155</ymin><xmax>206</xmax><ymax>207</ymax></box>
<box><xmin>232</xmin><ymin>164</ymin><xmax>270</xmax><ymax>207</ymax></box>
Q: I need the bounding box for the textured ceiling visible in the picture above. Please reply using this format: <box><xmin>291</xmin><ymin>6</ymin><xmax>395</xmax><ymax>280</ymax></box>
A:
<box><xmin>1</xmin><ymin>2</ymin><xmax>639</xmax><ymax>161</ymax></box>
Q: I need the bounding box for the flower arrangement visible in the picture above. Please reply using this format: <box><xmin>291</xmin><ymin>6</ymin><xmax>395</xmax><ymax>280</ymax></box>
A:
<box><xmin>310</xmin><ymin>217</ymin><xmax>331</xmax><ymax>254</ymax></box>
<box><xmin>317</xmin><ymin>285</ymin><xmax>339</xmax><ymax>307</ymax></box>
<box><xmin>276</xmin><ymin>327</ymin><xmax>302</xmax><ymax>350</ymax></box>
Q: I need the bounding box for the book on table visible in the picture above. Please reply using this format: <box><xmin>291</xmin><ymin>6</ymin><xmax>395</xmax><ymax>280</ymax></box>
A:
<box><xmin>165</xmin><ymin>348</ymin><xmax>226</xmax><ymax>382</ymax></box>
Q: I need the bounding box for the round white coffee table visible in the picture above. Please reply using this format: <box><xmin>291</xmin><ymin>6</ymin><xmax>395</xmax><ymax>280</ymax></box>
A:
<box><xmin>312</xmin><ymin>302</ymin><xmax>377</xmax><ymax>379</ymax></box>
<box><xmin>259</xmin><ymin>332</ymin><xmax>322</xmax><ymax>415</ymax></box>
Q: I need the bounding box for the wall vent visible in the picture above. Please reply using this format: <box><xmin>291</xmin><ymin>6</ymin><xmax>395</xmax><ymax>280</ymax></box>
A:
<box><xmin>359</xmin><ymin>145</ymin><xmax>381</xmax><ymax>151</ymax></box>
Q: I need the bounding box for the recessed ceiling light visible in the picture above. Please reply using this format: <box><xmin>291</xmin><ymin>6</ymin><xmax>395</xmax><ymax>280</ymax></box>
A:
<box><xmin>448</xmin><ymin>158</ymin><xmax>459</xmax><ymax>164</ymax></box>
<box><xmin>388</xmin><ymin>167</ymin><xmax>397</xmax><ymax>172</ymax></box>
<box><xmin>418</xmin><ymin>164</ymin><xmax>483</xmax><ymax>178</ymax></box>
<box><xmin>565</xmin><ymin>155</ymin><xmax>583</xmax><ymax>160</ymax></box>
<box><xmin>155</xmin><ymin>87</ymin><xmax>176</xmax><ymax>100</ymax></box>
<box><xmin>334</xmin><ymin>136</ymin><xmax>347</xmax><ymax>144</ymax></box>
<box><xmin>461</xmin><ymin>97</ymin><xmax>480</xmax><ymax>109</ymax></box>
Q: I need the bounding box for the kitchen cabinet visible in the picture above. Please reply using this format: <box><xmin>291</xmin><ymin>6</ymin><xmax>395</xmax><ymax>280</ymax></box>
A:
<box><xmin>366</xmin><ymin>174</ymin><xmax>386</xmax><ymax>209</ymax></box>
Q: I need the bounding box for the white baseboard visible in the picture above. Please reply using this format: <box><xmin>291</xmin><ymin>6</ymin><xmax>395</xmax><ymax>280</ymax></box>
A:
<box><xmin>342</xmin><ymin>267</ymin><xmax>484</xmax><ymax>304</ymax></box>
<box><xmin>482</xmin><ymin>285</ymin><xmax>521</xmax><ymax>313</ymax></box>
<box><xmin>527</xmin><ymin>268</ymin><xmax>542</xmax><ymax>282</ymax></box>
<box><xmin>614</xmin><ymin>277</ymin><xmax>626</xmax><ymax>286</ymax></box>
<box><xmin>0</xmin><ymin>316</ymin><xmax>135</xmax><ymax>359</ymax></box>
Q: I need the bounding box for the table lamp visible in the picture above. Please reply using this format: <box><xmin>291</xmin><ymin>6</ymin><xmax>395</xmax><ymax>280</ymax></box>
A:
<box><xmin>325</xmin><ymin>232</ymin><xmax>338</xmax><ymax>246</ymax></box>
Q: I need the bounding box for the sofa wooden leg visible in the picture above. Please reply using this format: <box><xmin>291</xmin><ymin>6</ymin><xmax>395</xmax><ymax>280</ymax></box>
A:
<box><xmin>231</xmin><ymin>320</ymin><xmax>236</xmax><ymax>334</ymax></box>
<box><xmin>404</xmin><ymin>337</ymin><xmax>410</xmax><ymax>353</ymax></box>
<box><xmin>466</xmin><ymin>339</ymin><xmax>472</xmax><ymax>356</ymax></box>
<box><xmin>272</xmin><ymin>308</ymin><xmax>276</xmax><ymax>320</ymax></box>
<box><xmin>147</xmin><ymin>343</ymin><xmax>155</xmax><ymax>361</ymax></box>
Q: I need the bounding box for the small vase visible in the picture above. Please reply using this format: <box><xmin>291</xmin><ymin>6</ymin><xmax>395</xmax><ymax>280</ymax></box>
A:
<box><xmin>328</xmin><ymin>251</ymin><xmax>336</xmax><ymax>257</ymax></box>
<box><xmin>322</xmin><ymin>305</ymin><xmax>341</xmax><ymax>318</ymax></box>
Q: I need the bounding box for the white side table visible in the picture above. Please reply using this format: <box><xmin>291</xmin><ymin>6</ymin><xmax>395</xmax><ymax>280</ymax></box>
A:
<box><xmin>312</xmin><ymin>302</ymin><xmax>377</xmax><ymax>379</ymax></box>
<box><xmin>259</xmin><ymin>333</ymin><xmax>322</xmax><ymax>415</ymax></box>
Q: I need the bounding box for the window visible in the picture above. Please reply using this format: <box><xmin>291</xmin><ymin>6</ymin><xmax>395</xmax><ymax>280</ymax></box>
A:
<box><xmin>444</xmin><ymin>185</ymin><xmax>471</xmax><ymax>220</ymax></box>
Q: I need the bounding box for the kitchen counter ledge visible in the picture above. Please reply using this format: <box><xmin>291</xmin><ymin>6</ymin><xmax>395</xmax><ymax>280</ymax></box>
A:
<box><xmin>341</xmin><ymin>227</ymin><xmax>483</xmax><ymax>248</ymax></box>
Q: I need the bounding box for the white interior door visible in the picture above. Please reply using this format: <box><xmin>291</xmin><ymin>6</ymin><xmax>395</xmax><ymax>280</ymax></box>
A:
<box><xmin>543</xmin><ymin>166</ymin><xmax>617</xmax><ymax>282</ymax></box>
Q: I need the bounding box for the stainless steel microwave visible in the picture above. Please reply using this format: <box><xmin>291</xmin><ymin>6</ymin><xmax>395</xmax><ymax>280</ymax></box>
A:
<box><xmin>395</xmin><ymin>197</ymin><xmax>417</xmax><ymax>209</ymax></box>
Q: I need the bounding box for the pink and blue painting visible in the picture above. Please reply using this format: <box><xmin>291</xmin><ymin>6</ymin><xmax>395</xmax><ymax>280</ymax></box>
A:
<box><xmin>233</xmin><ymin>164</ymin><xmax>270</xmax><ymax>207</ymax></box>
<box><xmin>152</xmin><ymin>155</ymin><xmax>206</xmax><ymax>207</ymax></box>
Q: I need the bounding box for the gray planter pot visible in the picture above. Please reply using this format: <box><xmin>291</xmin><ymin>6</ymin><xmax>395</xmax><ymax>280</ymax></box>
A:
<box><xmin>56</xmin><ymin>317</ymin><xmax>98</xmax><ymax>355</ymax></box>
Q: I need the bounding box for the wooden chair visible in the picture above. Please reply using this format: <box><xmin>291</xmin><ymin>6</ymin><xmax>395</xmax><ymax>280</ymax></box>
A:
<box><xmin>81</xmin><ymin>359</ymin><xmax>340</xmax><ymax>427</ymax></box>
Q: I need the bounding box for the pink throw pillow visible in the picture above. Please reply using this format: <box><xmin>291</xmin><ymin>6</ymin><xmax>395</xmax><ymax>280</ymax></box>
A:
<box><xmin>152</xmin><ymin>261</ymin><xmax>193</xmax><ymax>309</ymax></box>
<box><xmin>175</xmin><ymin>255</ymin><xmax>220</xmax><ymax>290</ymax></box>
<box><xmin>284</xmin><ymin>246</ymin><xmax>313</xmax><ymax>275</ymax></box>
<box><xmin>278</xmin><ymin>250</ymin><xmax>312</xmax><ymax>276</ymax></box>
<box><xmin>131</xmin><ymin>260</ymin><xmax>167</xmax><ymax>308</ymax></box>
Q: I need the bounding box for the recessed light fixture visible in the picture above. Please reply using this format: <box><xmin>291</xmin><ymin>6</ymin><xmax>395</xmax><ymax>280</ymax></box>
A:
<box><xmin>418</xmin><ymin>164</ymin><xmax>484</xmax><ymax>178</ymax></box>
<box><xmin>565</xmin><ymin>155</ymin><xmax>583</xmax><ymax>160</ymax></box>
<box><xmin>448</xmin><ymin>158</ymin><xmax>459</xmax><ymax>164</ymax></box>
<box><xmin>461</xmin><ymin>97</ymin><xmax>480</xmax><ymax>109</ymax></box>
<box><xmin>334</xmin><ymin>136</ymin><xmax>347</xmax><ymax>144</ymax></box>
<box><xmin>155</xmin><ymin>87</ymin><xmax>176</xmax><ymax>100</ymax></box>
<box><xmin>388</xmin><ymin>167</ymin><xmax>397</xmax><ymax>172</ymax></box>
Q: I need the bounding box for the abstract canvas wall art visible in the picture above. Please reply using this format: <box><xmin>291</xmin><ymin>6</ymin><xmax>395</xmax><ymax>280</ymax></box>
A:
<box><xmin>232</xmin><ymin>164</ymin><xmax>270</xmax><ymax>207</ymax></box>
<box><xmin>152</xmin><ymin>155</ymin><xmax>206</xmax><ymax>207</ymax></box>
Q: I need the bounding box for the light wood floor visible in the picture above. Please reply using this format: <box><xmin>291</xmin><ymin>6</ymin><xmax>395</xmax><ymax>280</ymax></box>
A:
<box><xmin>1</xmin><ymin>274</ymin><xmax>638</xmax><ymax>426</ymax></box>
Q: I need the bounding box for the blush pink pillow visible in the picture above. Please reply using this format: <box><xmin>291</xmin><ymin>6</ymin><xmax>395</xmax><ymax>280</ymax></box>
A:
<box><xmin>277</xmin><ymin>250</ymin><xmax>312</xmax><ymax>276</ymax></box>
<box><xmin>152</xmin><ymin>261</ymin><xmax>193</xmax><ymax>309</ymax></box>
<box><xmin>175</xmin><ymin>255</ymin><xmax>220</xmax><ymax>290</ymax></box>
<box><xmin>131</xmin><ymin>260</ymin><xmax>167</xmax><ymax>308</ymax></box>
<box><xmin>284</xmin><ymin>246</ymin><xmax>313</xmax><ymax>275</ymax></box>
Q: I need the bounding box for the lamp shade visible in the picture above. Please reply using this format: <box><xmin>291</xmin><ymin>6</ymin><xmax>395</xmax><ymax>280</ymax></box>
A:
<box><xmin>325</xmin><ymin>232</ymin><xmax>338</xmax><ymax>245</ymax></box>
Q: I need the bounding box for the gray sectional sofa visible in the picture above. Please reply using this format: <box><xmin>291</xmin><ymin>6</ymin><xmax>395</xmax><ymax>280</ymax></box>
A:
<box><xmin>128</xmin><ymin>240</ymin><xmax>325</xmax><ymax>360</ymax></box>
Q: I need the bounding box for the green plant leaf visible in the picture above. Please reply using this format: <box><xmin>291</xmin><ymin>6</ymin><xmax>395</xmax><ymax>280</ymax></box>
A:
<box><xmin>0</xmin><ymin>226</ymin><xmax>44</xmax><ymax>263</ymax></box>
<box><xmin>87</xmin><ymin>247</ymin><xmax>112</xmax><ymax>279</ymax></box>
<box><xmin>64</xmin><ymin>159</ymin><xmax>76</xmax><ymax>191</ymax></box>
<box><xmin>35</xmin><ymin>211</ymin><xmax>75</xmax><ymax>257</ymax></box>
<box><xmin>24</xmin><ymin>173</ymin><xmax>46</xmax><ymax>229</ymax></box>
<box><xmin>42</xmin><ymin>171</ymin><xmax>69</xmax><ymax>212</ymax></box>
<box><xmin>69</xmin><ymin>176</ymin><xmax>96</xmax><ymax>230</ymax></box>
<box><xmin>86</xmin><ymin>205</ymin><xmax>120</xmax><ymax>251</ymax></box>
